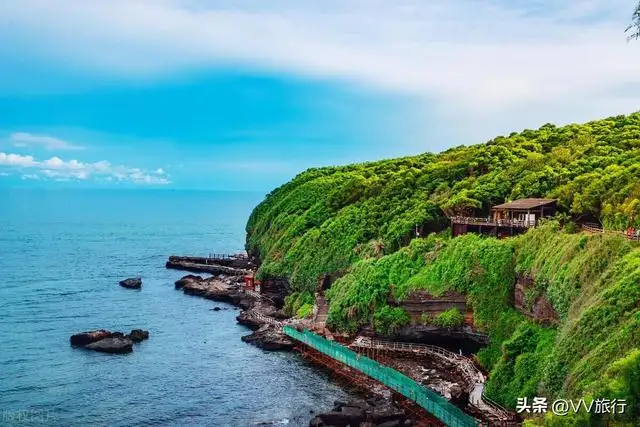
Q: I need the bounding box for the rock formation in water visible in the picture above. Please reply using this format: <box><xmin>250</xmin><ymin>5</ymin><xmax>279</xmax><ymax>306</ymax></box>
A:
<box><xmin>119</xmin><ymin>277</ymin><xmax>142</xmax><ymax>289</ymax></box>
<box><xmin>70</xmin><ymin>329</ymin><xmax>149</xmax><ymax>354</ymax></box>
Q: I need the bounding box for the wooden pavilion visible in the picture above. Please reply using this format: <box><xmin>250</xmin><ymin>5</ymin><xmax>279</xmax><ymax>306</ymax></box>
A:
<box><xmin>451</xmin><ymin>198</ymin><xmax>557</xmax><ymax>238</ymax></box>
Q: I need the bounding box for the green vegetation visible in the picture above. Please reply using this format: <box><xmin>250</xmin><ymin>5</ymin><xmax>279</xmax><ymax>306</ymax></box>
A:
<box><xmin>247</xmin><ymin>113</ymin><xmax>640</xmax><ymax>295</ymax></box>
<box><xmin>373</xmin><ymin>306</ymin><xmax>411</xmax><ymax>335</ymax></box>
<box><xmin>325</xmin><ymin>234</ymin><xmax>443</xmax><ymax>332</ymax></box>
<box><xmin>283</xmin><ymin>291</ymin><xmax>314</xmax><ymax>318</ymax></box>
<box><xmin>332</xmin><ymin>225</ymin><xmax>639</xmax><ymax>425</ymax></box>
<box><xmin>296</xmin><ymin>303</ymin><xmax>313</xmax><ymax>319</ymax></box>
<box><xmin>246</xmin><ymin>112</ymin><xmax>640</xmax><ymax>425</ymax></box>
<box><xmin>419</xmin><ymin>313</ymin><xmax>433</xmax><ymax>325</ymax></box>
<box><xmin>327</xmin><ymin>223</ymin><xmax>640</xmax><ymax>424</ymax></box>
<box><xmin>433</xmin><ymin>308</ymin><xmax>465</xmax><ymax>329</ymax></box>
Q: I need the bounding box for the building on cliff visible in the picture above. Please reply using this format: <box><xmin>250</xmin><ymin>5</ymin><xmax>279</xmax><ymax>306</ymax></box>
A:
<box><xmin>451</xmin><ymin>198</ymin><xmax>557</xmax><ymax>238</ymax></box>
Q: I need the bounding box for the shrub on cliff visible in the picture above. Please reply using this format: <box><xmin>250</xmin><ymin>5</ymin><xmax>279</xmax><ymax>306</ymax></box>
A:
<box><xmin>373</xmin><ymin>306</ymin><xmax>410</xmax><ymax>335</ymax></box>
<box><xmin>433</xmin><ymin>308</ymin><xmax>465</xmax><ymax>329</ymax></box>
<box><xmin>283</xmin><ymin>291</ymin><xmax>314</xmax><ymax>317</ymax></box>
<box><xmin>325</xmin><ymin>235</ymin><xmax>443</xmax><ymax>332</ymax></box>
<box><xmin>296</xmin><ymin>303</ymin><xmax>313</xmax><ymax>319</ymax></box>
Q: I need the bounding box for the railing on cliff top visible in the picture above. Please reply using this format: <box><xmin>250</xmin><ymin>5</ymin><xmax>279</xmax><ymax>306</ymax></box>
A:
<box><xmin>349</xmin><ymin>337</ymin><xmax>483</xmax><ymax>391</ymax></box>
<box><xmin>244</xmin><ymin>311</ymin><xmax>309</xmax><ymax>329</ymax></box>
<box><xmin>244</xmin><ymin>289</ymin><xmax>276</xmax><ymax>306</ymax></box>
<box><xmin>283</xmin><ymin>326</ymin><xmax>480</xmax><ymax>427</ymax></box>
<box><xmin>450</xmin><ymin>216</ymin><xmax>535</xmax><ymax>228</ymax></box>
<box><xmin>349</xmin><ymin>337</ymin><xmax>516</xmax><ymax>422</ymax></box>
<box><xmin>581</xmin><ymin>223</ymin><xmax>640</xmax><ymax>241</ymax></box>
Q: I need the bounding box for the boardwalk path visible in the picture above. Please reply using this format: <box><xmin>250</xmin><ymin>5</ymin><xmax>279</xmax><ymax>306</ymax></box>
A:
<box><xmin>239</xmin><ymin>283</ymin><xmax>517</xmax><ymax>424</ymax></box>
<box><xmin>349</xmin><ymin>337</ymin><xmax>517</xmax><ymax>425</ymax></box>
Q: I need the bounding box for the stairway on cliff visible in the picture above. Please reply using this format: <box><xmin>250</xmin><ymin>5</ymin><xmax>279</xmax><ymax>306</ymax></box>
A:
<box><xmin>313</xmin><ymin>293</ymin><xmax>329</xmax><ymax>327</ymax></box>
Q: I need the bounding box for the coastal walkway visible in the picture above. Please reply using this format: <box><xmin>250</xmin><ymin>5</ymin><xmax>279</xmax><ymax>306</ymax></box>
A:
<box><xmin>349</xmin><ymin>337</ymin><xmax>517</xmax><ymax>425</ymax></box>
<box><xmin>242</xmin><ymin>310</ymin><xmax>310</xmax><ymax>329</ymax></box>
<box><xmin>312</xmin><ymin>294</ymin><xmax>329</xmax><ymax>327</ymax></box>
<box><xmin>284</xmin><ymin>326</ymin><xmax>481</xmax><ymax>427</ymax></box>
<box><xmin>244</xmin><ymin>289</ymin><xmax>276</xmax><ymax>306</ymax></box>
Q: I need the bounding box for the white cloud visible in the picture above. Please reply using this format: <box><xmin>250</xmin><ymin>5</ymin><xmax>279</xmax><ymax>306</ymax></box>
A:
<box><xmin>43</xmin><ymin>156</ymin><xmax>64</xmax><ymax>168</ymax></box>
<box><xmin>0</xmin><ymin>151</ymin><xmax>170</xmax><ymax>185</ymax></box>
<box><xmin>0</xmin><ymin>1</ymin><xmax>639</xmax><ymax>139</ymax></box>
<box><xmin>21</xmin><ymin>173</ymin><xmax>40</xmax><ymax>180</ymax></box>
<box><xmin>0</xmin><ymin>152</ymin><xmax>37</xmax><ymax>167</ymax></box>
<box><xmin>10</xmin><ymin>132</ymin><xmax>83</xmax><ymax>150</ymax></box>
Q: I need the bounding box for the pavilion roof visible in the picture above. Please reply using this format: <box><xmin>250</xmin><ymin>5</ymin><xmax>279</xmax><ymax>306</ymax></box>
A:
<box><xmin>492</xmin><ymin>198</ymin><xmax>556</xmax><ymax>210</ymax></box>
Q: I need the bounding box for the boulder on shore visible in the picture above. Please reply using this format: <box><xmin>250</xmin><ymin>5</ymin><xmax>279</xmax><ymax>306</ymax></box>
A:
<box><xmin>181</xmin><ymin>278</ymin><xmax>244</xmax><ymax>305</ymax></box>
<box><xmin>236</xmin><ymin>310</ymin><xmax>263</xmax><ymax>330</ymax></box>
<box><xmin>175</xmin><ymin>274</ymin><xmax>202</xmax><ymax>289</ymax></box>
<box><xmin>119</xmin><ymin>277</ymin><xmax>142</xmax><ymax>289</ymax></box>
<box><xmin>241</xmin><ymin>326</ymin><xmax>295</xmax><ymax>351</ymax></box>
<box><xmin>309</xmin><ymin>398</ymin><xmax>410</xmax><ymax>427</ymax></box>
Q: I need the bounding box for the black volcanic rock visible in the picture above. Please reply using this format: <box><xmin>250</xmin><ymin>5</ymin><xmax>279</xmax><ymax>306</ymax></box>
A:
<box><xmin>70</xmin><ymin>330</ymin><xmax>112</xmax><ymax>347</ymax></box>
<box><xmin>119</xmin><ymin>278</ymin><xmax>142</xmax><ymax>289</ymax></box>
<box><xmin>127</xmin><ymin>329</ymin><xmax>149</xmax><ymax>342</ymax></box>
<box><xmin>175</xmin><ymin>274</ymin><xmax>202</xmax><ymax>289</ymax></box>
<box><xmin>236</xmin><ymin>311</ymin><xmax>262</xmax><ymax>330</ymax></box>
<box><xmin>309</xmin><ymin>398</ymin><xmax>409</xmax><ymax>427</ymax></box>
<box><xmin>71</xmin><ymin>329</ymin><xmax>148</xmax><ymax>354</ymax></box>
<box><xmin>241</xmin><ymin>326</ymin><xmax>295</xmax><ymax>351</ymax></box>
<box><xmin>85</xmin><ymin>336</ymin><xmax>134</xmax><ymax>354</ymax></box>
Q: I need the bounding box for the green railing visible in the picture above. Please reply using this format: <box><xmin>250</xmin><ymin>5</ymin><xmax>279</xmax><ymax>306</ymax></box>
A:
<box><xmin>283</xmin><ymin>326</ymin><xmax>480</xmax><ymax>427</ymax></box>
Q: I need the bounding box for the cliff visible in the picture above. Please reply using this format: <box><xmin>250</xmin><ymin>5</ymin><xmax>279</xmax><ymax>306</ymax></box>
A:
<box><xmin>245</xmin><ymin>112</ymin><xmax>640</xmax><ymax>425</ymax></box>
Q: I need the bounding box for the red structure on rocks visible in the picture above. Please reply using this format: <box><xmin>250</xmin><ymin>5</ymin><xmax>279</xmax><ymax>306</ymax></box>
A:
<box><xmin>243</xmin><ymin>274</ymin><xmax>260</xmax><ymax>290</ymax></box>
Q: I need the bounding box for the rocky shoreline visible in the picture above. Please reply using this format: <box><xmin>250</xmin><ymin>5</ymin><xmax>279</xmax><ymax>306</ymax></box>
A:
<box><xmin>169</xmin><ymin>254</ymin><xmax>506</xmax><ymax>426</ymax></box>
<box><xmin>168</xmin><ymin>255</ymin><xmax>420</xmax><ymax>426</ymax></box>
<box><xmin>171</xmin><ymin>262</ymin><xmax>296</xmax><ymax>351</ymax></box>
<box><xmin>309</xmin><ymin>397</ymin><xmax>414</xmax><ymax>427</ymax></box>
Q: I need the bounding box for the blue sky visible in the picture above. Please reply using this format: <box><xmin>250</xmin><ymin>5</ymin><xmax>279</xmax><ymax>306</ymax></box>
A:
<box><xmin>0</xmin><ymin>0</ymin><xmax>639</xmax><ymax>191</ymax></box>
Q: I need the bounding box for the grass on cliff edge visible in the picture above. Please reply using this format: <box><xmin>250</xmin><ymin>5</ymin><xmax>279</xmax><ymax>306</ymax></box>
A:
<box><xmin>326</xmin><ymin>223</ymin><xmax>640</xmax><ymax>425</ymax></box>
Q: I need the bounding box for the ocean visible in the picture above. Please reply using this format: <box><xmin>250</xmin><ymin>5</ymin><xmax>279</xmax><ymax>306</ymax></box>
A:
<box><xmin>0</xmin><ymin>189</ymin><xmax>348</xmax><ymax>427</ymax></box>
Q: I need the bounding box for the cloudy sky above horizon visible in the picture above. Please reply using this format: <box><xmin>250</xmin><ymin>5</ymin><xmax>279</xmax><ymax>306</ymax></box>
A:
<box><xmin>1</xmin><ymin>0</ymin><xmax>639</xmax><ymax>190</ymax></box>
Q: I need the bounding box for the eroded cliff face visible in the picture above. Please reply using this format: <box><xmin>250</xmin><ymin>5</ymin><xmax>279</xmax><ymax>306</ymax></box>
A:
<box><xmin>513</xmin><ymin>273</ymin><xmax>558</xmax><ymax>325</ymax></box>
<box><xmin>396</xmin><ymin>291</ymin><xmax>468</xmax><ymax>325</ymax></box>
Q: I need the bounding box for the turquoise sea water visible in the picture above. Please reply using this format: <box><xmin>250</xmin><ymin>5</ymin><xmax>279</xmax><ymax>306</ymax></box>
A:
<box><xmin>0</xmin><ymin>189</ymin><xmax>348</xmax><ymax>427</ymax></box>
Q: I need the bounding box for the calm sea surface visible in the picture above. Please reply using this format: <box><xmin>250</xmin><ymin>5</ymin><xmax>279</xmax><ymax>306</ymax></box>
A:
<box><xmin>0</xmin><ymin>189</ymin><xmax>348</xmax><ymax>427</ymax></box>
